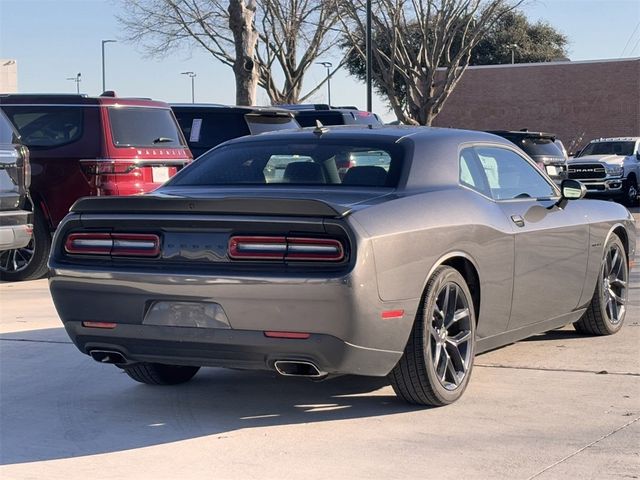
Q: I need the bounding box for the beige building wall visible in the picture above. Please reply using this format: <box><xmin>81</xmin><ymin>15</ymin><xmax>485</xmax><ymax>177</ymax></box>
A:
<box><xmin>0</xmin><ymin>60</ymin><xmax>18</xmax><ymax>93</ymax></box>
<box><xmin>433</xmin><ymin>58</ymin><xmax>640</xmax><ymax>152</ymax></box>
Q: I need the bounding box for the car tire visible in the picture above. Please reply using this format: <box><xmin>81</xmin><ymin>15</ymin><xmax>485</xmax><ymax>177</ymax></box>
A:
<box><xmin>574</xmin><ymin>234</ymin><xmax>628</xmax><ymax>336</ymax></box>
<box><xmin>0</xmin><ymin>208</ymin><xmax>51</xmax><ymax>282</ymax></box>
<box><xmin>389</xmin><ymin>266</ymin><xmax>476</xmax><ymax>406</ymax></box>
<box><xmin>623</xmin><ymin>177</ymin><xmax>638</xmax><ymax>207</ymax></box>
<box><xmin>123</xmin><ymin>363</ymin><xmax>200</xmax><ymax>385</ymax></box>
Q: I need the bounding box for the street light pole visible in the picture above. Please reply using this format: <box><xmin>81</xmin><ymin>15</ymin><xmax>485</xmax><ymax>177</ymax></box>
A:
<box><xmin>66</xmin><ymin>73</ymin><xmax>81</xmax><ymax>94</ymax></box>
<box><xmin>181</xmin><ymin>71</ymin><xmax>197</xmax><ymax>103</ymax></box>
<box><xmin>101</xmin><ymin>40</ymin><xmax>117</xmax><ymax>93</ymax></box>
<box><xmin>316</xmin><ymin>61</ymin><xmax>333</xmax><ymax>106</ymax></box>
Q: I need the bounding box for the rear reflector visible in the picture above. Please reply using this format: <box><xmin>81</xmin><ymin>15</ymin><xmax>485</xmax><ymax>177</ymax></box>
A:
<box><xmin>381</xmin><ymin>310</ymin><xmax>405</xmax><ymax>319</ymax></box>
<box><xmin>229</xmin><ymin>236</ymin><xmax>344</xmax><ymax>262</ymax></box>
<box><xmin>82</xmin><ymin>321</ymin><xmax>117</xmax><ymax>329</ymax></box>
<box><xmin>65</xmin><ymin>233</ymin><xmax>160</xmax><ymax>257</ymax></box>
<box><xmin>264</xmin><ymin>331</ymin><xmax>311</xmax><ymax>339</ymax></box>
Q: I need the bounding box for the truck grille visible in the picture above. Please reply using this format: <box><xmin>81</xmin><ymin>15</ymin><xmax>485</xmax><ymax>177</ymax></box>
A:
<box><xmin>567</xmin><ymin>164</ymin><xmax>606</xmax><ymax>179</ymax></box>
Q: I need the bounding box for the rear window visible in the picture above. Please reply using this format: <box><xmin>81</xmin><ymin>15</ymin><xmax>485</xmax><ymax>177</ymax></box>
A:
<box><xmin>246</xmin><ymin>114</ymin><xmax>299</xmax><ymax>134</ymax></box>
<box><xmin>1</xmin><ymin>106</ymin><xmax>83</xmax><ymax>147</ymax></box>
<box><xmin>174</xmin><ymin>111</ymin><xmax>250</xmax><ymax>148</ymax></box>
<box><xmin>168</xmin><ymin>139</ymin><xmax>403</xmax><ymax>188</ymax></box>
<box><xmin>108</xmin><ymin>107</ymin><xmax>185</xmax><ymax>148</ymax></box>
<box><xmin>296</xmin><ymin>111</ymin><xmax>381</xmax><ymax>127</ymax></box>
<box><xmin>578</xmin><ymin>141</ymin><xmax>636</xmax><ymax>157</ymax></box>
<box><xmin>513</xmin><ymin>137</ymin><xmax>564</xmax><ymax>158</ymax></box>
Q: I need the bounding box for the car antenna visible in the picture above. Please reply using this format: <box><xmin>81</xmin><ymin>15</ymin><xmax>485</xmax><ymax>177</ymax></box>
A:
<box><xmin>313</xmin><ymin>120</ymin><xmax>328</xmax><ymax>136</ymax></box>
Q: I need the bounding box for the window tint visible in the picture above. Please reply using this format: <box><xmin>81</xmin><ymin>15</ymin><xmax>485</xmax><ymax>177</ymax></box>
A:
<box><xmin>295</xmin><ymin>111</ymin><xmax>345</xmax><ymax>127</ymax></box>
<box><xmin>168</xmin><ymin>140</ymin><xmax>404</xmax><ymax>188</ymax></box>
<box><xmin>246</xmin><ymin>115</ymin><xmax>299</xmax><ymax>134</ymax></box>
<box><xmin>2</xmin><ymin>106</ymin><xmax>83</xmax><ymax>147</ymax></box>
<box><xmin>174</xmin><ymin>111</ymin><xmax>250</xmax><ymax>148</ymax></box>
<box><xmin>108</xmin><ymin>107</ymin><xmax>185</xmax><ymax>148</ymax></box>
<box><xmin>475</xmin><ymin>147</ymin><xmax>556</xmax><ymax>200</ymax></box>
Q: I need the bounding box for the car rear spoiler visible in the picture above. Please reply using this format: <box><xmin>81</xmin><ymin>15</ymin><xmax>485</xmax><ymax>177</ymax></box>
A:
<box><xmin>70</xmin><ymin>196</ymin><xmax>349</xmax><ymax>218</ymax></box>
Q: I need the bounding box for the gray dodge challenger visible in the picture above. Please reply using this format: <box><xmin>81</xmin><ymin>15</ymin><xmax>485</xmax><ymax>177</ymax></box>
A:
<box><xmin>48</xmin><ymin>126</ymin><xmax>635</xmax><ymax>406</ymax></box>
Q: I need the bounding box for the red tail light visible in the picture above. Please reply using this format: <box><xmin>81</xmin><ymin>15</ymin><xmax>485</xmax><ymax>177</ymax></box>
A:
<box><xmin>228</xmin><ymin>236</ymin><xmax>287</xmax><ymax>260</ymax></box>
<box><xmin>82</xmin><ymin>321</ymin><xmax>117</xmax><ymax>329</ymax></box>
<box><xmin>65</xmin><ymin>233</ymin><xmax>160</xmax><ymax>257</ymax></box>
<box><xmin>80</xmin><ymin>159</ymin><xmax>139</xmax><ymax>176</ymax></box>
<box><xmin>229</xmin><ymin>236</ymin><xmax>344</xmax><ymax>262</ymax></box>
<box><xmin>65</xmin><ymin>233</ymin><xmax>112</xmax><ymax>255</ymax></box>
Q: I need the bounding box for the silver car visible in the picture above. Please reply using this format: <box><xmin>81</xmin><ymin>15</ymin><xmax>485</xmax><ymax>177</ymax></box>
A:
<box><xmin>49</xmin><ymin>126</ymin><xmax>636</xmax><ymax>406</ymax></box>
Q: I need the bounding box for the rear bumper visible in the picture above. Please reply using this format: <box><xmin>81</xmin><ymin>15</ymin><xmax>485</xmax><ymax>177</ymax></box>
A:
<box><xmin>49</xmin><ymin>260</ymin><xmax>417</xmax><ymax>377</ymax></box>
<box><xmin>63</xmin><ymin>321</ymin><xmax>401</xmax><ymax>376</ymax></box>
<box><xmin>0</xmin><ymin>210</ymin><xmax>32</xmax><ymax>250</ymax></box>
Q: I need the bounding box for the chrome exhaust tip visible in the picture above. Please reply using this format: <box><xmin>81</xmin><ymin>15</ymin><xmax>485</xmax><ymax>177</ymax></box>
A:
<box><xmin>89</xmin><ymin>350</ymin><xmax>128</xmax><ymax>365</ymax></box>
<box><xmin>274</xmin><ymin>360</ymin><xmax>327</xmax><ymax>378</ymax></box>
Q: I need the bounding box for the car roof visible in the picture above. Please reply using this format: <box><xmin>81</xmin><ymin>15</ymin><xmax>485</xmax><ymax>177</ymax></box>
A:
<box><xmin>220</xmin><ymin>124</ymin><xmax>511</xmax><ymax>146</ymax></box>
<box><xmin>171</xmin><ymin>103</ymin><xmax>294</xmax><ymax>116</ymax></box>
<box><xmin>0</xmin><ymin>93</ymin><xmax>170</xmax><ymax>108</ymax></box>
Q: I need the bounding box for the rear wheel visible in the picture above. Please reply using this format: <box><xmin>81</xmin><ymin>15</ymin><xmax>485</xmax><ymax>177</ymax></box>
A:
<box><xmin>389</xmin><ymin>266</ymin><xmax>476</xmax><ymax>406</ymax></box>
<box><xmin>0</xmin><ymin>208</ymin><xmax>51</xmax><ymax>282</ymax></box>
<box><xmin>623</xmin><ymin>177</ymin><xmax>638</xmax><ymax>207</ymax></box>
<box><xmin>123</xmin><ymin>363</ymin><xmax>200</xmax><ymax>385</ymax></box>
<box><xmin>574</xmin><ymin>234</ymin><xmax>628</xmax><ymax>335</ymax></box>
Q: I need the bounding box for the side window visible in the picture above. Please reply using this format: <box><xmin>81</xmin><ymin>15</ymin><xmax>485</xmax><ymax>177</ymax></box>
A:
<box><xmin>459</xmin><ymin>148</ymin><xmax>491</xmax><ymax>197</ymax></box>
<box><xmin>475</xmin><ymin>147</ymin><xmax>556</xmax><ymax>200</ymax></box>
<box><xmin>2</xmin><ymin>106</ymin><xmax>83</xmax><ymax>147</ymax></box>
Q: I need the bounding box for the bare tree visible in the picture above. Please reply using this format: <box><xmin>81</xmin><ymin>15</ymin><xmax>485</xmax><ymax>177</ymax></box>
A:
<box><xmin>118</xmin><ymin>0</ymin><xmax>344</xmax><ymax>105</ymax></box>
<box><xmin>339</xmin><ymin>0</ymin><xmax>524</xmax><ymax>125</ymax></box>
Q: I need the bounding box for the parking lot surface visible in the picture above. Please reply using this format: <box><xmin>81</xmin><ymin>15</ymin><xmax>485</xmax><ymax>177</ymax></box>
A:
<box><xmin>1</xmin><ymin>211</ymin><xmax>639</xmax><ymax>480</ymax></box>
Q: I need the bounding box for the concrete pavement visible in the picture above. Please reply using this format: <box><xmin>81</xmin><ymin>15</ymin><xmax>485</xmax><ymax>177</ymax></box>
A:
<box><xmin>0</xmin><ymin>212</ymin><xmax>638</xmax><ymax>479</ymax></box>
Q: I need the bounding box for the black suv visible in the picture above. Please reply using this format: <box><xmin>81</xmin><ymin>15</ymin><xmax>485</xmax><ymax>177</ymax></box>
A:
<box><xmin>171</xmin><ymin>104</ymin><xmax>300</xmax><ymax>158</ymax></box>
<box><xmin>488</xmin><ymin>130</ymin><xmax>568</xmax><ymax>184</ymax></box>
<box><xmin>280</xmin><ymin>104</ymin><xmax>383</xmax><ymax>128</ymax></box>
<box><xmin>0</xmin><ymin>110</ymin><xmax>31</xmax><ymax>264</ymax></box>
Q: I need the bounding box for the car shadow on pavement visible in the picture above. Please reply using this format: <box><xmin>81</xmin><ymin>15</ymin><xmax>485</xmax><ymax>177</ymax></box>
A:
<box><xmin>520</xmin><ymin>328</ymin><xmax>589</xmax><ymax>342</ymax></box>
<box><xmin>0</xmin><ymin>328</ymin><xmax>425</xmax><ymax>465</ymax></box>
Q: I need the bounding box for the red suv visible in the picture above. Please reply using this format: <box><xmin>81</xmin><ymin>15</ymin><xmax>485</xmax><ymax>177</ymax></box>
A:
<box><xmin>0</xmin><ymin>93</ymin><xmax>192</xmax><ymax>281</ymax></box>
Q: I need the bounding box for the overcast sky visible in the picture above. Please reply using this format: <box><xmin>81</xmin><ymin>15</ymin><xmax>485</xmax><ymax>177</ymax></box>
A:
<box><xmin>1</xmin><ymin>0</ymin><xmax>639</xmax><ymax>121</ymax></box>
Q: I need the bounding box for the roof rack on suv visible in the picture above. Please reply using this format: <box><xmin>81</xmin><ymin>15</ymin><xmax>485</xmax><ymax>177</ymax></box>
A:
<box><xmin>276</xmin><ymin>104</ymin><xmax>333</xmax><ymax>111</ymax></box>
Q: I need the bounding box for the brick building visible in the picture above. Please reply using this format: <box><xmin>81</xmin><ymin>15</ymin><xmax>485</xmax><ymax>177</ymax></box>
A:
<box><xmin>433</xmin><ymin>57</ymin><xmax>640</xmax><ymax>152</ymax></box>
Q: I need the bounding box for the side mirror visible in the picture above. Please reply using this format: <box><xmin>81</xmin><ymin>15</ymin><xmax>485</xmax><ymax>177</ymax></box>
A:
<box><xmin>554</xmin><ymin>179</ymin><xmax>587</xmax><ymax>209</ymax></box>
<box><xmin>636</xmin><ymin>152</ymin><xmax>640</xmax><ymax>160</ymax></box>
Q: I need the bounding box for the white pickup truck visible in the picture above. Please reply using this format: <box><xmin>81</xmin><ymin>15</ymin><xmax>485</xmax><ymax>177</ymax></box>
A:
<box><xmin>568</xmin><ymin>137</ymin><xmax>640</xmax><ymax>206</ymax></box>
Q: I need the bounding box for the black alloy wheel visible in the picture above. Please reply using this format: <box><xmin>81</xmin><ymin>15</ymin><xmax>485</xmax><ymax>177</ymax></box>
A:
<box><xmin>389</xmin><ymin>266</ymin><xmax>476</xmax><ymax>406</ymax></box>
<box><xmin>574</xmin><ymin>234</ymin><xmax>628</xmax><ymax>335</ymax></box>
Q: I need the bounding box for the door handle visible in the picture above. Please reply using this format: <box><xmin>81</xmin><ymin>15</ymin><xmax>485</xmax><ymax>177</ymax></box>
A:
<box><xmin>511</xmin><ymin>215</ymin><xmax>525</xmax><ymax>227</ymax></box>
